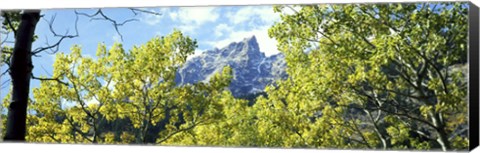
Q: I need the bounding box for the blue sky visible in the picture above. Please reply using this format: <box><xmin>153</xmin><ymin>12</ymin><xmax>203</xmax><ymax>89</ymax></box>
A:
<box><xmin>0</xmin><ymin>5</ymin><xmax>299</xmax><ymax>104</ymax></box>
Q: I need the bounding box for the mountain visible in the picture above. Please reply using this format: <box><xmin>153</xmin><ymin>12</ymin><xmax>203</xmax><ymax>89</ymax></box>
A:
<box><xmin>175</xmin><ymin>36</ymin><xmax>288</xmax><ymax>97</ymax></box>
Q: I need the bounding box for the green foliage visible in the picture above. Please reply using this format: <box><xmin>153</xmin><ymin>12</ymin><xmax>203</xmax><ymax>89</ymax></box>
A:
<box><xmin>19</xmin><ymin>30</ymin><xmax>240</xmax><ymax>145</ymax></box>
<box><xmin>1</xmin><ymin>3</ymin><xmax>469</xmax><ymax>151</ymax></box>
<box><xmin>1</xmin><ymin>11</ymin><xmax>21</xmax><ymax>33</ymax></box>
<box><xmin>265</xmin><ymin>2</ymin><xmax>468</xmax><ymax>151</ymax></box>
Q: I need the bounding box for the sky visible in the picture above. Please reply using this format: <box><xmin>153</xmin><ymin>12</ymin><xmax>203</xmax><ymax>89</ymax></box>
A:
<box><xmin>0</xmin><ymin>3</ymin><xmax>465</xmax><ymax>106</ymax></box>
<box><xmin>0</xmin><ymin>5</ymin><xmax>298</xmax><ymax>105</ymax></box>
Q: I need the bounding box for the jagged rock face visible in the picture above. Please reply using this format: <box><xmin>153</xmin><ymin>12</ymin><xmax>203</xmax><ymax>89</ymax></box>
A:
<box><xmin>175</xmin><ymin>36</ymin><xmax>287</xmax><ymax>97</ymax></box>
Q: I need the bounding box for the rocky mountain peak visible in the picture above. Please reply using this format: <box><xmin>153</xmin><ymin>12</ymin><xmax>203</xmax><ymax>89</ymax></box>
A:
<box><xmin>244</xmin><ymin>35</ymin><xmax>259</xmax><ymax>51</ymax></box>
<box><xmin>175</xmin><ymin>36</ymin><xmax>287</xmax><ymax>97</ymax></box>
<box><xmin>221</xmin><ymin>35</ymin><xmax>263</xmax><ymax>59</ymax></box>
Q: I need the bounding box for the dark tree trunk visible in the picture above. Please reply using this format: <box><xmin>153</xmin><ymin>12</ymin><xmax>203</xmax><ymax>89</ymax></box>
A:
<box><xmin>3</xmin><ymin>10</ymin><xmax>40</xmax><ymax>142</ymax></box>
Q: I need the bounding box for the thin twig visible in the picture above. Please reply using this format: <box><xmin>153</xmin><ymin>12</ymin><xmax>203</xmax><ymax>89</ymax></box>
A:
<box><xmin>75</xmin><ymin>9</ymin><xmax>137</xmax><ymax>42</ymax></box>
<box><xmin>1</xmin><ymin>67</ymin><xmax>9</xmax><ymax>78</ymax></box>
<box><xmin>74</xmin><ymin>8</ymin><xmax>162</xmax><ymax>42</ymax></box>
<box><xmin>1</xmin><ymin>30</ymin><xmax>11</xmax><ymax>45</ymax></box>
<box><xmin>32</xmin><ymin>13</ymin><xmax>80</xmax><ymax>55</ymax></box>
<box><xmin>1</xmin><ymin>78</ymin><xmax>10</xmax><ymax>90</ymax></box>
<box><xmin>40</xmin><ymin>65</ymin><xmax>52</xmax><ymax>76</ymax></box>
<box><xmin>129</xmin><ymin>8</ymin><xmax>162</xmax><ymax>16</ymax></box>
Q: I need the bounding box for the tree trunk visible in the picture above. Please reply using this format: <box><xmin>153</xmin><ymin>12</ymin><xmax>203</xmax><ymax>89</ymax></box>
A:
<box><xmin>3</xmin><ymin>10</ymin><xmax>40</xmax><ymax>142</ymax></box>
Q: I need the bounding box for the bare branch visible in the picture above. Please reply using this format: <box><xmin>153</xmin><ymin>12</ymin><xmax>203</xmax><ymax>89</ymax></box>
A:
<box><xmin>32</xmin><ymin>13</ymin><xmax>79</xmax><ymax>55</ymax></box>
<box><xmin>74</xmin><ymin>8</ymin><xmax>162</xmax><ymax>42</ymax></box>
<box><xmin>40</xmin><ymin>65</ymin><xmax>52</xmax><ymax>77</ymax></box>
<box><xmin>129</xmin><ymin>8</ymin><xmax>162</xmax><ymax>16</ymax></box>
<box><xmin>0</xmin><ymin>68</ymin><xmax>10</xmax><ymax>91</ymax></box>
<box><xmin>1</xmin><ymin>78</ymin><xmax>10</xmax><ymax>90</ymax></box>
<box><xmin>75</xmin><ymin>9</ymin><xmax>139</xmax><ymax>42</ymax></box>
<box><xmin>1</xmin><ymin>30</ymin><xmax>13</xmax><ymax>45</ymax></box>
<box><xmin>1</xmin><ymin>67</ymin><xmax>9</xmax><ymax>78</ymax></box>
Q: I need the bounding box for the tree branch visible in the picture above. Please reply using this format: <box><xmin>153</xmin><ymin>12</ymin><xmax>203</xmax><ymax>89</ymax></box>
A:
<box><xmin>40</xmin><ymin>65</ymin><xmax>52</xmax><ymax>77</ymax></box>
<box><xmin>74</xmin><ymin>9</ymin><xmax>141</xmax><ymax>42</ymax></box>
<box><xmin>1</xmin><ymin>67</ymin><xmax>10</xmax><ymax>78</ymax></box>
<box><xmin>415</xmin><ymin>129</ymin><xmax>436</xmax><ymax>141</ymax></box>
<box><xmin>32</xmin><ymin>13</ymin><xmax>79</xmax><ymax>55</ymax></box>
<box><xmin>1</xmin><ymin>30</ymin><xmax>13</xmax><ymax>45</ymax></box>
<box><xmin>339</xmin><ymin>8</ymin><xmax>377</xmax><ymax>50</ymax></box>
<box><xmin>156</xmin><ymin>121</ymin><xmax>205</xmax><ymax>144</ymax></box>
<box><xmin>1</xmin><ymin>78</ymin><xmax>10</xmax><ymax>90</ymax></box>
<box><xmin>448</xmin><ymin>126</ymin><xmax>468</xmax><ymax>141</ymax></box>
<box><xmin>65</xmin><ymin>115</ymin><xmax>94</xmax><ymax>143</ymax></box>
<box><xmin>70</xmin><ymin>79</ymin><xmax>96</xmax><ymax>119</ymax></box>
<box><xmin>4</xmin><ymin>13</ymin><xmax>17</xmax><ymax>36</ymax></box>
<box><xmin>374</xmin><ymin>106</ymin><xmax>436</xmax><ymax>129</ymax></box>
<box><xmin>129</xmin><ymin>8</ymin><xmax>162</xmax><ymax>16</ymax></box>
<box><xmin>365</xmin><ymin>109</ymin><xmax>390</xmax><ymax>149</ymax></box>
<box><xmin>31</xmin><ymin>73</ymin><xmax>69</xmax><ymax>86</ymax></box>
<box><xmin>285</xmin><ymin>5</ymin><xmax>300</xmax><ymax>15</ymax></box>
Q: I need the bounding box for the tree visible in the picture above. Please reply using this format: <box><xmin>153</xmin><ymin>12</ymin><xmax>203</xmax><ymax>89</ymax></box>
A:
<box><xmin>0</xmin><ymin>8</ymin><xmax>161</xmax><ymax>142</ymax></box>
<box><xmin>3</xmin><ymin>30</ymin><xmax>237</xmax><ymax>145</ymax></box>
<box><xmin>0</xmin><ymin>3</ymin><xmax>469</xmax><ymax>150</ymax></box>
<box><xmin>1</xmin><ymin>10</ymin><xmax>41</xmax><ymax>141</ymax></box>
<box><xmin>114</xmin><ymin>3</ymin><xmax>468</xmax><ymax>151</ymax></box>
<box><xmin>158</xmin><ymin>72</ymin><xmax>254</xmax><ymax>147</ymax></box>
<box><xmin>265</xmin><ymin>2</ymin><xmax>468</xmax><ymax>151</ymax></box>
<box><xmin>97</xmin><ymin>30</ymin><xmax>199</xmax><ymax>144</ymax></box>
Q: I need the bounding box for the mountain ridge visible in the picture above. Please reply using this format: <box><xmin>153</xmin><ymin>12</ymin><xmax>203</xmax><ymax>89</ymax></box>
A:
<box><xmin>175</xmin><ymin>35</ymin><xmax>287</xmax><ymax>97</ymax></box>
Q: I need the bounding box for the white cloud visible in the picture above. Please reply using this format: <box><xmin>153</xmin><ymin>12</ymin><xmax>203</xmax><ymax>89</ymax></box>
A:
<box><xmin>214</xmin><ymin>23</ymin><xmax>233</xmax><ymax>37</ymax></box>
<box><xmin>206</xmin><ymin>6</ymin><xmax>283</xmax><ymax>56</ymax></box>
<box><xmin>169</xmin><ymin>12</ymin><xmax>178</xmax><ymax>20</ymax></box>
<box><xmin>187</xmin><ymin>49</ymin><xmax>205</xmax><ymax>60</ymax></box>
<box><xmin>170</xmin><ymin>7</ymin><xmax>219</xmax><ymax>25</ymax></box>
<box><xmin>227</xmin><ymin>6</ymin><xmax>280</xmax><ymax>26</ymax></box>
<box><xmin>166</xmin><ymin>7</ymin><xmax>220</xmax><ymax>35</ymax></box>
<box><xmin>176</xmin><ymin>25</ymin><xmax>196</xmax><ymax>34</ymax></box>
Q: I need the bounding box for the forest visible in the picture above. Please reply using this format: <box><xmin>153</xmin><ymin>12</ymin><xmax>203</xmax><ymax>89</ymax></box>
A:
<box><xmin>0</xmin><ymin>2</ymin><xmax>470</xmax><ymax>151</ymax></box>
